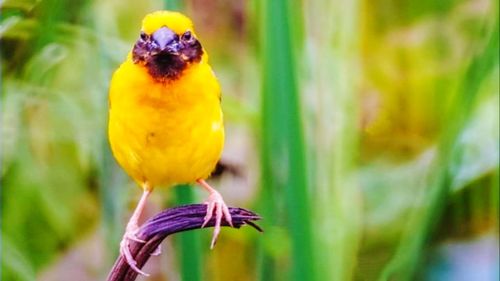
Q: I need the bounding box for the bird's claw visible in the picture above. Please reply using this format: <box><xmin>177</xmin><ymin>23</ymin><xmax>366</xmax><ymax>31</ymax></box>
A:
<box><xmin>201</xmin><ymin>191</ymin><xmax>233</xmax><ymax>249</ymax></box>
<box><xmin>119</xmin><ymin>228</ymin><xmax>149</xmax><ymax>276</ymax></box>
<box><xmin>150</xmin><ymin>245</ymin><xmax>162</xmax><ymax>256</ymax></box>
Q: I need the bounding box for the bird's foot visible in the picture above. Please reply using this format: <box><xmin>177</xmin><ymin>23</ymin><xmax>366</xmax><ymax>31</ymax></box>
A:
<box><xmin>119</xmin><ymin>225</ymin><xmax>149</xmax><ymax>276</ymax></box>
<box><xmin>201</xmin><ymin>189</ymin><xmax>233</xmax><ymax>249</ymax></box>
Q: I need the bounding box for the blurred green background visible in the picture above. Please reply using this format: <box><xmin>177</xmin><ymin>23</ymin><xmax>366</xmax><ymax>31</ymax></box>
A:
<box><xmin>1</xmin><ymin>0</ymin><xmax>499</xmax><ymax>280</ymax></box>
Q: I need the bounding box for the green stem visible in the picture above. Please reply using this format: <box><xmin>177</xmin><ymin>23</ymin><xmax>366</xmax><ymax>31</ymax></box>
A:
<box><xmin>259</xmin><ymin>0</ymin><xmax>316</xmax><ymax>280</ymax></box>
<box><xmin>163</xmin><ymin>0</ymin><xmax>183</xmax><ymax>11</ymax></box>
<box><xmin>174</xmin><ymin>185</ymin><xmax>203</xmax><ymax>281</ymax></box>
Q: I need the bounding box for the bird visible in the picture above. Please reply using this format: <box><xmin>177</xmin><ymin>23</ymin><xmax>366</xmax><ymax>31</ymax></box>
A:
<box><xmin>108</xmin><ymin>10</ymin><xmax>232</xmax><ymax>275</ymax></box>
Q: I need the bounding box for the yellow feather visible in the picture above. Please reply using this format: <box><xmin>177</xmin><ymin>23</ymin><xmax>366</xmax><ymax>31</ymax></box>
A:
<box><xmin>108</xmin><ymin>11</ymin><xmax>223</xmax><ymax>189</ymax></box>
<box><xmin>141</xmin><ymin>11</ymin><xmax>193</xmax><ymax>35</ymax></box>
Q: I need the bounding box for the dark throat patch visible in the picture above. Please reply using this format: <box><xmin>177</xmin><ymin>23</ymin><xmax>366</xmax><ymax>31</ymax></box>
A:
<box><xmin>132</xmin><ymin>37</ymin><xmax>203</xmax><ymax>82</ymax></box>
<box><xmin>146</xmin><ymin>54</ymin><xmax>187</xmax><ymax>80</ymax></box>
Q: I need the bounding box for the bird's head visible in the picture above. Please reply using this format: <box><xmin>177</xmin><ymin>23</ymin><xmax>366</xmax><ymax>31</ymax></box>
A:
<box><xmin>132</xmin><ymin>11</ymin><xmax>205</xmax><ymax>81</ymax></box>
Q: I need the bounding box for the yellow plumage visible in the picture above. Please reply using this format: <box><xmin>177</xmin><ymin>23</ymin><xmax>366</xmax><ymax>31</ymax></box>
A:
<box><xmin>108</xmin><ymin>11</ymin><xmax>224</xmax><ymax>189</ymax></box>
<box><xmin>141</xmin><ymin>11</ymin><xmax>195</xmax><ymax>36</ymax></box>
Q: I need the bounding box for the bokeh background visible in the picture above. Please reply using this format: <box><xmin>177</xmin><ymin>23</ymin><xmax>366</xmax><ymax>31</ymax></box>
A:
<box><xmin>1</xmin><ymin>0</ymin><xmax>499</xmax><ymax>280</ymax></box>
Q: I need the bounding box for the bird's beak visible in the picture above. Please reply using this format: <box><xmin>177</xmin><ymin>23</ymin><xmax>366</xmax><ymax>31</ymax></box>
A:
<box><xmin>152</xmin><ymin>26</ymin><xmax>181</xmax><ymax>55</ymax></box>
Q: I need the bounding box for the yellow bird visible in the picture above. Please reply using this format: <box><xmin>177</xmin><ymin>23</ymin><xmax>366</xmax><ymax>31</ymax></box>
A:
<box><xmin>108</xmin><ymin>11</ymin><xmax>232</xmax><ymax>275</ymax></box>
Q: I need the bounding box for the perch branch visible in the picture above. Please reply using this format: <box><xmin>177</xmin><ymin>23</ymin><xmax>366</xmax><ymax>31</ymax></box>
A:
<box><xmin>107</xmin><ymin>204</ymin><xmax>262</xmax><ymax>281</ymax></box>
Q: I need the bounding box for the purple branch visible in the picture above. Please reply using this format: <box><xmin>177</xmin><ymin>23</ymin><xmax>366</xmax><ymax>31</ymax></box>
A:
<box><xmin>107</xmin><ymin>204</ymin><xmax>262</xmax><ymax>281</ymax></box>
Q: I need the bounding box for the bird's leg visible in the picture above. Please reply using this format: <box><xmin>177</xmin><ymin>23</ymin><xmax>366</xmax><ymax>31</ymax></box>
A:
<box><xmin>197</xmin><ymin>179</ymin><xmax>233</xmax><ymax>249</ymax></box>
<box><xmin>119</xmin><ymin>187</ymin><xmax>151</xmax><ymax>276</ymax></box>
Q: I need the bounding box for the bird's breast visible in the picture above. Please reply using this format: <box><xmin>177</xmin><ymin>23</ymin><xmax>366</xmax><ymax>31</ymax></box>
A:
<box><xmin>108</xmin><ymin>60</ymin><xmax>223</xmax><ymax>186</ymax></box>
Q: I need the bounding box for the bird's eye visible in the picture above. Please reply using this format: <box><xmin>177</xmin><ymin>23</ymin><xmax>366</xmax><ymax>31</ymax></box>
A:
<box><xmin>140</xmin><ymin>32</ymin><xmax>148</xmax><ymax>40</ymax></box>
<box><xmin>181</xmin><ymin>31</ymin><xmax>192</xmax><ymax>41</ymax></box>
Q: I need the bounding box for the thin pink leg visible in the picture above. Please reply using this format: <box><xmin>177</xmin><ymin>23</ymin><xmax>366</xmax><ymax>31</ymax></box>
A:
<box><xmin>197</xmin><ymin>179</ymin><xmax>233</xmax><ymax>249</ymax></box>
<box><xmin>119</xmin><ymin>187</ymin><xmax>151</xmax><ymax>276</ymax></box>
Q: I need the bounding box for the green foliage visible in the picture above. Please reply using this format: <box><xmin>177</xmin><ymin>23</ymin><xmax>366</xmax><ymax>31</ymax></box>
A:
<box><xmin>259</xmin><ymin>0</ymin><xmax>315</xmax><ymax>281</ymax></box>
<box><xmin>1</xmin><ymin>0</ymin><xmax>127</xmax><ymax>278</ymax></box>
